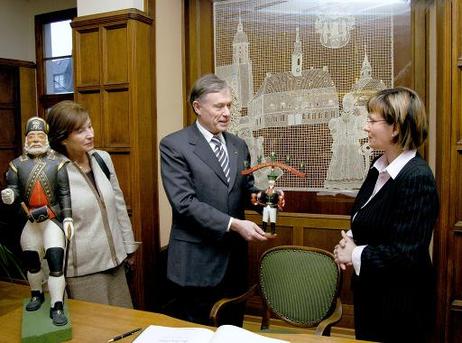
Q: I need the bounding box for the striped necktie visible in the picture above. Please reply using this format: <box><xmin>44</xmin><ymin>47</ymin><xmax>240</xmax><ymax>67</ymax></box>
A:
<box><xmin>211</xmin><ymin>135</ymin><xmax>230</xmax><ymax>183</ymax></box>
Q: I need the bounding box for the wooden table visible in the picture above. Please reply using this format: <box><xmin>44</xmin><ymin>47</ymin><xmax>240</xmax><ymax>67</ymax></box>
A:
<box><xmin>0</xmin><ymin>280</ymin><xmax>363</xmax><ymax>343</ymax></box>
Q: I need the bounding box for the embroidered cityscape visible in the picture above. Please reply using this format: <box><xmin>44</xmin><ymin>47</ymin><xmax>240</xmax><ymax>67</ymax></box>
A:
<box><xmin>214</xmin><ymin>3</ymin><xmax>398</xmax><ymax>193</ymax></box>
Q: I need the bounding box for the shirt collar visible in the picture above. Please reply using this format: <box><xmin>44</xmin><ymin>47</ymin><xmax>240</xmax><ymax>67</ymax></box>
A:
<box><xmin>196</xmin><ymin>121</ymin><xmax>225</xmax><ymax>144</ymax></box>
<box><xmin>372</xmin><ymin>149</ymin><xmax>417</xmax><ymax>179</ymax></box>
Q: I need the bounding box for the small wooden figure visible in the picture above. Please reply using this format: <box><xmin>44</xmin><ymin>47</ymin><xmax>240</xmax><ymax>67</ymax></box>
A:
<box><xmin>253</xmin><ymin>170</ymin><xmax>285</xmax><ymax>235</ymax></box>
<box><xmin>243</xmin><ymin>157</ymin><xmax>305</xmax><ymax>235</ymax></box>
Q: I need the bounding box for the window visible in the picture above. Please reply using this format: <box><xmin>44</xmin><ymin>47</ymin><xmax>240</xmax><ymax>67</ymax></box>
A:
<box><xmin>53</xmin><ymin>73</ymin><xmax>67</xmax><ymax>93</ymax></box>
<box><xmin>35</xmin><ymin>8</ymin><xmax>77</xmax><ymax>115</ymax></box>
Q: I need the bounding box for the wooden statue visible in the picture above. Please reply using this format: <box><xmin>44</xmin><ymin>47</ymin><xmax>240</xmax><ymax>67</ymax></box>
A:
<box><xmin>1</xmin><ymin>117</ymin><xmax>73</xmax><ymax>327</ymax></box>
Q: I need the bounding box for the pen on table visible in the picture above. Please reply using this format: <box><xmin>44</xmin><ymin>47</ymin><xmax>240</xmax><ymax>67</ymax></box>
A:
<box><xmin>107</xmin><ymin>327</ymin><xmax>142</xmax><ymax>343</ymax></box>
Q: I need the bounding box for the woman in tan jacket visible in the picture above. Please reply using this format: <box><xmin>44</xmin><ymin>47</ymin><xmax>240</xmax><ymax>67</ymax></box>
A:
<box><xmin>47</xmin><ymin>100</ymin><xmax>138</xmax><ymax>308</ymax></box>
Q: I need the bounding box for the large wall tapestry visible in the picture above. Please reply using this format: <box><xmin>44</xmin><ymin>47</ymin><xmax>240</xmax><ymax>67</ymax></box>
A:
<box><xmin>213</xmin><ymin>0</ymin><xmax>410</xmax><ymax>192</ymax></box>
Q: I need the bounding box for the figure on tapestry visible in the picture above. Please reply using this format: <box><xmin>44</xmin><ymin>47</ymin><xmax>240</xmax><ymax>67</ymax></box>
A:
<box><xmin>324</xmin><ymin>93</ymin><xmax>368</xmax><ymax>190</ymax></box>
<box><xmin>246</xmin><ymin>135</ymin><xmax>266</xmax><ymax>188</ymax></box>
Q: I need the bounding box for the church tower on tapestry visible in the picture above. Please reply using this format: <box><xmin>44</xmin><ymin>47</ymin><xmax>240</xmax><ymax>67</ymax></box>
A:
<box><xmin>217</xmin><ymin>12</ymin><xmax>254</xmax><ymax>109</ymax></box>
<box><xmin>291</xmin><ymin>27</ymin><xmax>302</xmax><ymax>77</ymax></box>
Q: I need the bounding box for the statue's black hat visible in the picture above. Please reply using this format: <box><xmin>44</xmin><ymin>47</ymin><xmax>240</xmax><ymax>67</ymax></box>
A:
<box><xmin>25</xmin><ymin>117</ymin><xmax>48</xmax><ymax>135</ymax></box>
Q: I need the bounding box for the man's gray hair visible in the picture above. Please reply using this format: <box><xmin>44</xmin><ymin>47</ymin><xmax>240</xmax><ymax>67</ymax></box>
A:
<box><xmin>189</xmin><ymin>74</ymin><xmax>229</xmax><ymax>111</ymax></box>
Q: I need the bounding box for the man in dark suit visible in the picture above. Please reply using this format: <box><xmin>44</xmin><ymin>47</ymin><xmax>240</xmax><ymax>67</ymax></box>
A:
<box><xmin>160</xmin><ymin>74</ymin><xmax>268</xmax><ymax>326</ymax></box>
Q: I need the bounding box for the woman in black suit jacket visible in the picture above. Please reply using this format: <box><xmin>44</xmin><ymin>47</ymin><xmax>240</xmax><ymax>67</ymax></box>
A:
<box><xmin>334</xmin><ymin>87</ymin><xmax>439</xmax><ymax>342</ymax></box>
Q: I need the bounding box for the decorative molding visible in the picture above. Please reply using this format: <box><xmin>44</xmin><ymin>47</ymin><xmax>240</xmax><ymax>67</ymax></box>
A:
<box><xmin>246</xmin><ymin>211</ymin><xmax>350</xmax><ymax>229</ymax></box>
<box><xmin>71</xmin><ymin>8</ymin><xmax>152</xmax><ymax>28</ymax></box>
<box><xmin>0</xmin><ymin>58</ymin><xmax>36</xmax><ymax>68</ymax></box>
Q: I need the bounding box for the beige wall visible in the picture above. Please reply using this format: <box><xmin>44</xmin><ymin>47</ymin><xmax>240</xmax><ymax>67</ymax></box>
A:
<box><xmin>156</xmin><ymin>0</ymin><xmax>185</xmax><ymax>247</ymax></box>
<box><xmin>0</xmin><ymin>0</ymin><xmax>76</xmax><ymax>61</ymax></box>
<box><xmin>77</xmin><ymin>0</ymin><xmax>143</xmax><ymax>17</ymax></box>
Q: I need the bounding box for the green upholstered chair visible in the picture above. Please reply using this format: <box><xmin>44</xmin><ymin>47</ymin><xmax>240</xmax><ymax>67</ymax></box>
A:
<box><xmin>210</xmin><ymin>246</ymin><xmax>343</xmax><ymax>336</ymax></box>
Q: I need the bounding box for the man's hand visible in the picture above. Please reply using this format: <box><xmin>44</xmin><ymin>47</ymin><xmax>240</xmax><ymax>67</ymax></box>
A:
<box><xmin>125</xmin><ymin>253</ymin><xmax>136</xmax><ymax>272</ymax></box>
<box><xmin>277</xmin><ymin>191</ymin><xmax>285</xmax><ymax>210</ymax></box>
<box><xmin>230</xmin><ymin>218</ymin><xmax>268</xmax><ymax>241</ymax></box>
<box><xmin>250</xmin><ymin>193</ymin><xmax>258</xmax><ymax>206</ymax></box>
<box><xmin>63</xmin><ymin>218</ymin><xmax>74</xmax><ymax>241</ymax></box>
<box><xmin>253</xmin><ymin>192</ymin><xmax>264</xmax><ymax>206</ymax></box>
<box><xmin>1</xmin><ymin>188</ymin><xmax>15</xmax><ymax>205</ymax></box>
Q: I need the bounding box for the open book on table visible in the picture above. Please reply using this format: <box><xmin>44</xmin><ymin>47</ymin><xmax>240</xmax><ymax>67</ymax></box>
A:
<box><xmin>133</xmin><ymin>324</ymin><xmax>289</xmax><ymax>343</ymax></box>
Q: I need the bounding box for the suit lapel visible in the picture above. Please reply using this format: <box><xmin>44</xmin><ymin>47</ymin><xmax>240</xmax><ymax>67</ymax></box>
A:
<box><xmin>189</xmin><ymin>124</ymin><xmax>229</xmax><ymax>185</ymax></box>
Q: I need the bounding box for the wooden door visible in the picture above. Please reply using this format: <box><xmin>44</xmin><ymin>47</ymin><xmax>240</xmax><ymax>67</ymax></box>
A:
<box><xmin>434</xmin><ymin>1</ymin><xmax>462</xmax><ymax>342</ymax></box>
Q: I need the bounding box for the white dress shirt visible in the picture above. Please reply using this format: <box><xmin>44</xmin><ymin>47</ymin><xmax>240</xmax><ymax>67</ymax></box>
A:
<box><xmin>196</xmin><ymin>121</ymin><xmax>229</xmax><ymax>159</ymax></box>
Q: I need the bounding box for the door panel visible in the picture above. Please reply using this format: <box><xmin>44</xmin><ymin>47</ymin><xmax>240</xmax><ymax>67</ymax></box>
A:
<box><xmin>0</xmin><ymin>65</ymin><xmax>21</xmax><ymax>189</ymax></box>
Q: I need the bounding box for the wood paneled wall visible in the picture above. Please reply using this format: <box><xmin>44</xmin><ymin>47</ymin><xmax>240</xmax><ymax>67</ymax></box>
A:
<box><xmin>19</xmin><ymin>66</ymin><xmax>38</xmax><ymax>133</ymax></box>
<box><xmin>435</xmin><ymin>1</ymin><xmax>462</xmax><ymax>342</ymax></box>
<box><xmin>0</xmin><ymin>59</ymin><xmax>37</xmax><ymax>276</ymax></box>
<box><xmin>184</xmin><ymin>0</ymin><xmax>214</xmax><ymax>125</ymax></box>
<box><xmin>71</xmin><ymin>9</ymin><xmax>158</xmax><ymax>310</ymax></box>
<box><xmin>0</xmin><ymin>59</ymin><xmax>37</xmax><ymax>186</ymax></box>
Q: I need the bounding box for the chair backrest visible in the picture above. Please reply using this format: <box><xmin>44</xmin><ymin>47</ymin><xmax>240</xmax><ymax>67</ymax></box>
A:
<box><xmin>258</xmin><ymin>245</ymin><xmax>342</xmax><ymax>331</ymax></box>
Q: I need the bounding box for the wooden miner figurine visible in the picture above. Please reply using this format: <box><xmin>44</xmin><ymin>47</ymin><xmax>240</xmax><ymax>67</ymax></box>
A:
<box><xmin>1</xmin><ymin>116</ymin><xmax>74</xmax><ymax>326</ymax></box>
<box><xmin>254</xmin><ymin>169</ymin><xmax>285</xmax><ymax>235</ymax></box>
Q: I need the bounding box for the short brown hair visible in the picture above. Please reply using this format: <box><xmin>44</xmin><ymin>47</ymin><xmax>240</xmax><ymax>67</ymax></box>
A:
<box><xmin>367</xmin><ymin>87</ymin><xmax>428</xmax><ymax>150</ymax></box>
<box><xmin>189</xmin><ymin>74</ymin><xmax>229</xmax><ymax>113</ymax></box>
<box><xmin>46</xmin><ymin>100</ymin><xmax>90</xmax><ymax>156</ymax></box>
